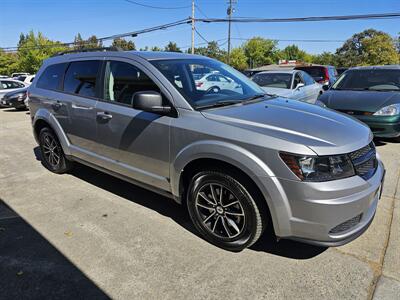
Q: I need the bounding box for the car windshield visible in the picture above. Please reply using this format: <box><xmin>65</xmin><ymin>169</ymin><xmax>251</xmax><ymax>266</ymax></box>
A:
<box><xmin>252</xmin><ymin>73</ymin><xmax>292</xmax><ymax>89</ymax></box>
<box><xmin>332</xmin><ymin>69</ymin><xmax>400</xmax><ymax>91</ymax></box>
<box><xmin>151</xmin><ymin>59</ymin><xmax>267</xmax><ymax>109</ymax></box>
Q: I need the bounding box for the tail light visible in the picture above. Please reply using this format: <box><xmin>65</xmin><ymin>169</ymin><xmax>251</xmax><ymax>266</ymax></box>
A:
<box><xmin>324</xmin><ymin>68</ymin><xmax>330</xmax><ymax>82</ymax></box>
<box><xmin>196</xmin><ymin>82</ymin><xmax>203</xmax><ymax>88</ymax></box>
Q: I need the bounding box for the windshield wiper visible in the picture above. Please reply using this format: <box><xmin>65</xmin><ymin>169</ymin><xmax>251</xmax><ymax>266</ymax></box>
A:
<box><xmin>196</xmin><ymin>100</ymin><xmax>242</xmax><ymax>110</ymax></box>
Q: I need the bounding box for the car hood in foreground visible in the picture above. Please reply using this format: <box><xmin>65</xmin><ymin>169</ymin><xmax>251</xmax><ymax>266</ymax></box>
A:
<box><xmin>320</xmin><ymin>90</ymin><xmax>400</xmax><ymax>112</ymax></box>
<box><xmin>201</xmin><ymin>98</ymin><xmax>371</xmax><ymax>156</ymax></box>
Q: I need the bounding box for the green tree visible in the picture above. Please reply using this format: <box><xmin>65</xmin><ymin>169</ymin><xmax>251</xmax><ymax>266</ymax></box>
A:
<box><xmin>335</xmin><ymin>29</ymin><xmax>399</xmax><ymax>67</ymax></box>
<box><xmin>229</xmin><ymin>47</ymin><xmax>248</xmax><ymax>70</ymax></box>
<box><xmin>164</xmin><ymin>42</ymin><xmax>181</xmax><ymax>52</ymax></box>
<box><xmin>0</xmin><ymin>50</ymin><xmax>19</xmax><ymax>76</ymax></box>
<box><xmin>312</xmin><ymin>51</ymin><xmax>337</xmax><ymax>65</ymax></box>
<box><xmin>73</xmin><ymin>33</ymin><xmax>85</xmax><ymax>50</ymax></box>
<box><xmin>194</xmin><ymin>41</ymin><xmax>227</xmax><ymax>61</ymax></box>
<box><xmin>242</xmin><ymin>37</ymin><xmax>279</xmax><ymax>68</ymax></box>
<box><xmin>111</xmin><ymin>38</ymin><xmax>135</xmax><ymax>51</ymax></box>
<box><xmin>280</xmin><ymin>45</ymin><xmax>312</xmax><ymax>62</ymax></box>
<box><xmin>150</xmin><ymin>46</ymin><xmax>162</xmax><ymax>51</ymax></box>
<box><xmin>18</xmin><ymin>31</ymin><xmax>68</xmax><ymax>73</ymax></box>
<box><xmin>74</xmin><ymin>34</ymin><xmax>102</xmax><ymax>50</ymax></box>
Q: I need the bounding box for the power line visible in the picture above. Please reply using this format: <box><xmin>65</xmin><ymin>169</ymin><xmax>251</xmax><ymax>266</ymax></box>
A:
<box><xmin>1</xmin><ymin>18</ymin><xmax>191</xmax><ymax>52</ymax></box>
<box><xmin>195</xmin><ymin>28</ymin><xmax>210</xmax><ymax>44</ymax></box>
<box><xmin>122</xmin><ymin>0</ymin><xmax>191</xmax><ymax>10</ymax></box>
<box><xmin>196</xmin><ymin>12</ymin><xmax>400</xmax><ymax>23</ymax></box>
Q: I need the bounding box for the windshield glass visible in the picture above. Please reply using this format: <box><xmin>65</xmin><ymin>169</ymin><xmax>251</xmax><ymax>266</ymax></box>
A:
<box><xmin>151</xmin><ymin>59</ymin><xmax>266</xmax><ymax>109</ymax></box>
<box><xmin>332</xmin><ymin>69</ymin><xmax>400</xmax><ymax>91</ymax></box>
<box><xmin>252</xmin><ymin>73</ymin><xmax>292</xmax><ymax>89</ymax></box>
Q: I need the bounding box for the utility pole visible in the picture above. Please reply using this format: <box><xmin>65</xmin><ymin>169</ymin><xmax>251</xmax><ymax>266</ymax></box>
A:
<box><xmin>191</xmin><ymin>0</ymin><xmax>195</xmax><ymax>54</ymax></box>
<box><xmin>227</xmin><ymin>0</ymin><xmax>236</xmax><ymax>64</ymax></box>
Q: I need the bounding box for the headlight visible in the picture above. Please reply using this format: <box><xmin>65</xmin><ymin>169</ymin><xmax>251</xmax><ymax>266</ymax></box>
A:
<box><xmin>15</xmin><ymin>92</ymin><xmax>27</xmax><ymax>101</ymax></box>
<box><xmin>373</xmin><ymin>104</ymin><xmax>400</xmax><ymax>116</ymax></box>
<box><xmin>280</xmin><ymin>152</ymin><xmax>355</xmax><ymax>182</ymax></box>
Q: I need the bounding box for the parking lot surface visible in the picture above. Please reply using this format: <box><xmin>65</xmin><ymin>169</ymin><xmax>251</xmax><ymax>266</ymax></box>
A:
<box><xmin>0</xmin><ymin>108</ymin><xmax>399</xmax><ymax>299</ymax></box>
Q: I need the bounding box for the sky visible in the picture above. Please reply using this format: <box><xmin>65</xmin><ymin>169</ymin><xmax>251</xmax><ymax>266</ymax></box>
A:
<box><xmin>1</xmin><ymin>0</ymin><xmax>399</xmax><ymax>54</ymax></box>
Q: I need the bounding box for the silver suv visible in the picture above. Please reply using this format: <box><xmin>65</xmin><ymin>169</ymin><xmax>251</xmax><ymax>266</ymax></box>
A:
<box><xmin>28</xmin><ymin>49</ymin><xmax>385</xmax><ymax>251</ymax></box>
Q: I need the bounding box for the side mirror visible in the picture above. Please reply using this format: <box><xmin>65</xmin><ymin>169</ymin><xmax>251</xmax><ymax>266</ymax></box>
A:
<box><xmin>132</xmin><ymin>91</ymin><xmax>171</xmax><ymax>114</ymax></box>
<box><xmin>295</xmin><ymin>83</ymin><xmax>305</xmax><ymax>90</ymax></box>
<box><xmin>322</xmin><ymin>85</ymin><xmax>330</xmax><ymax>91</ymax></box>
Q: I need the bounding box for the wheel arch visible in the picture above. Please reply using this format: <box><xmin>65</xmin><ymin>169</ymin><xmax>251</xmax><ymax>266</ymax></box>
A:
<box><xmin>33</xmin><ymin>109</ymin><xmax>71</xmax><ymax>156</ymax></box>
<box><xmin>171</xmin><ymin>140</ymin><xmax>292</xmax><ymax>236</ymax></box>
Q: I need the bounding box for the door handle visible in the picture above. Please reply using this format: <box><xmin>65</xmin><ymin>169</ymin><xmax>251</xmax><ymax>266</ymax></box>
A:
<box><xmin>72</xmin><ymin>103</ymin><xmax>93</xmax><ymax>110</ymax></box>
<box><xmin>97</xmin><ymin>111</ymin><xmax>113</xmax><ymax>121</ymax></box>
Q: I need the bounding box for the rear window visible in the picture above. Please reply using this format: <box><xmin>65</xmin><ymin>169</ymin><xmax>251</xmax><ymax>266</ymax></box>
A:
<box><xmin>37</xmin><ymin>63</ymin><xmax>66</xmax><ymax>91</ymax></box>
<box><xmin>63</xmin><ymin>61</ymin><xmax>101</xmax><ymax>97</ymax></box>
<box><xmin>295</xmin><ymin>67</ymin><xmax>325</xmax><ymax>79</ymax></box>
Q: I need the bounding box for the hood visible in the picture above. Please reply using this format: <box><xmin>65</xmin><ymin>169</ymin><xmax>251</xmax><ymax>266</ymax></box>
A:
<box><xmin>201</xmin><ymin>98</ymin><xmax>372</xmax><ymax>156</ymax></box>
<box><xmin>320</xmin><ymin>90</ymin><xmax>400</xmax><ymax>112</ymax></box>
<box><xmin>261</xmin><ymin>87</ymin><xmax>293</xmax><ymax>98</ymax></box>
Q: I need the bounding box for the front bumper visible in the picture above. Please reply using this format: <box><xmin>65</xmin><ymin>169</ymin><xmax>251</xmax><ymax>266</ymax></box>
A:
<box><xmin>1</xmin><ymin>97</ymin><xmax>26</xmax><ymax>109</ymax></box>
<box><xmin>355</xmin><ymin>115</ymin><xmax>400</xmax><ymax>138</ymax></box>
<box><xmin>277</xmin><ymin>159</ymin><xmax>385</xmax><ymax>246</ymax></box>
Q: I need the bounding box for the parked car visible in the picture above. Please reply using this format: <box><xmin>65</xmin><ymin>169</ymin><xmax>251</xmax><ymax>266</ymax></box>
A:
<box><xmin>251</xmin><ymin>70</ymin><xmax>323</xmax><ymax>103</ymax></box>
<box><xmin>0</xmin><ymin>79</ymin><xmax>28</xmax><ymax>104</ymax></box>
<box><xmin>28</xmin><ymin>49</ymin><xmax>384</xmax><ymax>251</ymax></box>
<box><xmin>295</xmin><ymin>65</ymin><xmax>338</xmax><ymax>86</ymax></box>
<box><xmin>319</xmin><ymin>65</ymin><xmax>400</xmax><ymax>141</ymax></box>
<box><xmin>1</xmin><ymin>87</ymin><xmax>28</xmax><ymax>110</ymax></box>
<box><xmin>16</xmin><ymin>74</ymin><xmax>35</xmax><ymax>85</ymax></box>
<box><xmin>195</xmin><ymin>73</ymin><xmax>240</xmax><ymax>93</ymax></box>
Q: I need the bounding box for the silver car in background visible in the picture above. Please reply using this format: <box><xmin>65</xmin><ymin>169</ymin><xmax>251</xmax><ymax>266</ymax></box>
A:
<box><xmin>251</xmin><ymin>70</ymin><xmax>323</xmax><ymax>103</ymax></box>
<box><xmin>28</xmin><ymin>50</ymin><xmax>384</xmax><ymax>251</ymax></box>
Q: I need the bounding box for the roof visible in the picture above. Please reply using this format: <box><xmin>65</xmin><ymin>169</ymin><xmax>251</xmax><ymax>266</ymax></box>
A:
<box><xmin>349</xmin><ymin>65</ymin><xmax>400</xmax><ymax>70</ymax></box>
<box><xmin>132</xmin><ymin>51</ymin><xmax>204</xmax><ymax>60</ymax></box>
<box><xmin>255</xmin><ymin>70</ymin><xmax>297</xmax><ymax>75</ymax></box>
<box><xmin>246</xmin><ymin>63</ymin><xmax>329</xmax><ymax>72</ymax></box>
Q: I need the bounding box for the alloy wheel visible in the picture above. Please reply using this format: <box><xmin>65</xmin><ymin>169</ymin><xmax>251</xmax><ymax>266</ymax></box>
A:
<box><xmin>42</xmin><ymin>133</ymin><xmax>61</xmax><ymax>167</ymax></box>
<box><xmin>195</xmin><ymin>183</ymin><xmax>246</xmax><ymax>239</ymax></box>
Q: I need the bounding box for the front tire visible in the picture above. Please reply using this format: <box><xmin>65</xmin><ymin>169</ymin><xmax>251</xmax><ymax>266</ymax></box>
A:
<box><xmin>38</xmin><ymin>127</ymin><xmax>73</xmax><ymax>174</ymax></box>
<box><xmin>187</xmin><ymin>171</ymin><xmax>266</xmax><ymax>251</ymax></box>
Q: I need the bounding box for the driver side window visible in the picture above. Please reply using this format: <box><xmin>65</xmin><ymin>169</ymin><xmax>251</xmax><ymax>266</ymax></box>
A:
<box><xmin>103</xmin><ymin>61</ymin><xmax>160</xmax><ymax>106</ymax></box>
<box><xmin>293</xmin><ymin>73</ymin><xmax>304</xmax><ymax>89</ymax></box>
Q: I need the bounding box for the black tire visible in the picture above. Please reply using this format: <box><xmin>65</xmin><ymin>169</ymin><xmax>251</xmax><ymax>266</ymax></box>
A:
<box><xmin>38</xmin><ymin>127</ymin><xmax>73</xmax><ymax>174</ymax></box>
<box><xmin>187</xmin><ymin>171</ymin><xmax>266</xmax><ymax>251</ymax></box>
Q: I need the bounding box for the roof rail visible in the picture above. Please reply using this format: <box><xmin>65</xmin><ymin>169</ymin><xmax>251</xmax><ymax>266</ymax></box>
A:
<box><xmin>52</xmin><ymin>46</ymin><xmax>123</xmax><ymax>57</ymax></box>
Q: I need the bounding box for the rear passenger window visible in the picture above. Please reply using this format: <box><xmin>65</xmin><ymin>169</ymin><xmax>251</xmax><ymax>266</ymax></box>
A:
<box><xmin>103</xmin><ymin>61</ymin><xmax>160</xmax><ymax>105</ymax></box>
<box><xmin>37</xmin><ymin>63</ymin><xmax>66</xmax><ymax>91</ymax></box>
<box><xmin>64</xmin><ymin>61</ymin><xmax>100</xmax><ymax>97</ymax></box>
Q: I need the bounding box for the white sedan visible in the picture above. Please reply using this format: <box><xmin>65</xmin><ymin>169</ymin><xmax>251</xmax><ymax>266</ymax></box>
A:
<box><xmin>251</xmin><ymin>70</ymin><xmax>323</xmax><ymax>104</ymax></box>
<box><xmin>195</xmin><ymin>73</ymin><xmax>240</xmax><ymax>93</ymax></box>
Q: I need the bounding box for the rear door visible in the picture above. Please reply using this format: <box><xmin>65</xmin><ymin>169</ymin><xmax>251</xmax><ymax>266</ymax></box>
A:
<box><xmin>60</xmin><ymin>60</ymin><xmax>102</xmax><ymax>155</ymax></box>
<box><xmin>93</xmin><ymin>59</ymin><xmax>172</xmax><ymax>190</ymax></box>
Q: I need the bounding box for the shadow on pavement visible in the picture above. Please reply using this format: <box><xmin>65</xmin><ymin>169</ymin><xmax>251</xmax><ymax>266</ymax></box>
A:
<box><xmin>61</xmin><ymin>155</ymin><xmax>326</xmax><ymax>260</ymax></box>
<box><xmin>374</xmin><ymin>137</ymin><xmax>400</xmax><ymax>147</ymax></box>
<box><xmin>0</xmin><ymin>200</ymin><xmax>110</xmax><ymax>299</ymax></box>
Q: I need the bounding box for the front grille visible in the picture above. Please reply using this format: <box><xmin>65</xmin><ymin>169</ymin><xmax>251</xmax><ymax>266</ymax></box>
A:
<box><xmin>349</xmin><ymin>142</ymin><xmax>377</xmax><ymax>180</ymax></box>
<box><xmin>329</xmin><ymin>213</ymin><xmax>363</xmax><ymax>234</ymax></box>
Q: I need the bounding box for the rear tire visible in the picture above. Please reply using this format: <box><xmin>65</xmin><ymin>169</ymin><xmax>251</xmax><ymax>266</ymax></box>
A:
<box><xmin>38</xmin><ymin>127</ymin><xmax>73</xmax><ymax>174</ymax></box>
<box><xmin>187</xmin><ymin>171</ymin><xmax>266</xmax><ymax>251</ymax></box>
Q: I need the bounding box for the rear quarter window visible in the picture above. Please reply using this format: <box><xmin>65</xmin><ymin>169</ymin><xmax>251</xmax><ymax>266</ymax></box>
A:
<box><xmin>37</xmin><ymin>63</ymin><xmax>67</xmax><ymax>91</ymax></box>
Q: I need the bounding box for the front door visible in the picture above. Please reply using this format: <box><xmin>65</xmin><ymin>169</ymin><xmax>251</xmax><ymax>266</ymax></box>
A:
<box><xmin>94</xmin><ymin>59</ymin><xmax>172</xmax><ymax>191</ymax></box>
